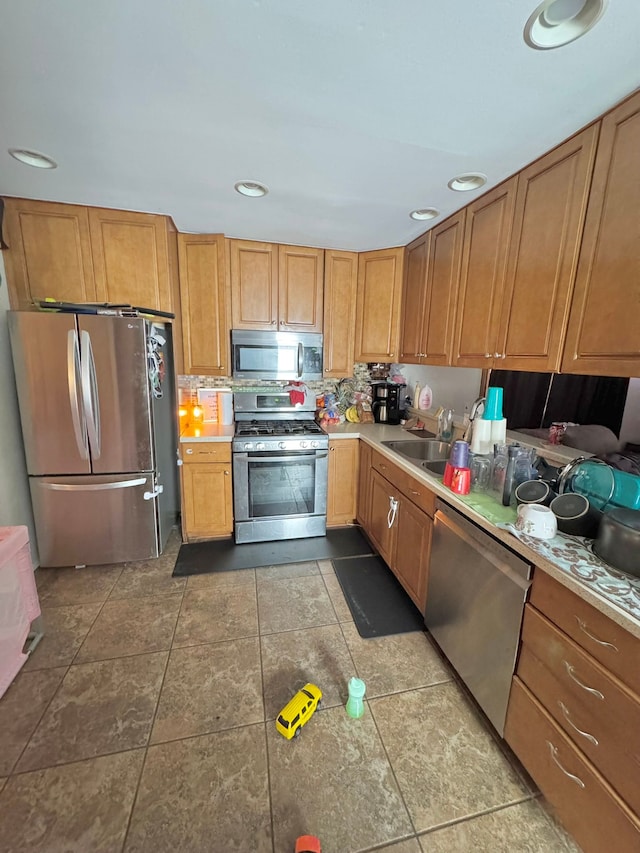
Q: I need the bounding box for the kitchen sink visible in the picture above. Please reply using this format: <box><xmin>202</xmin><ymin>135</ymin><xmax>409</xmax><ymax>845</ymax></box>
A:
<box><xmin>422</xmin><ymin>459</ymin><xmax>448</xmax><ymax>475</ymax></box>
<box><xmin>381</xmin><ymin>439</ymin><xmax>451</xmax><ymax>463</ymax></box>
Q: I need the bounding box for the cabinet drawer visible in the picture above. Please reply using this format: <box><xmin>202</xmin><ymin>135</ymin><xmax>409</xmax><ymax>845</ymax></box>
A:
<box><xmin>181</xmin><ymin>442</ymin><xmax>231</xmax><ymax>463</ymax></box>
<box><xmin>505</xmin><ymin>678</ymin><xmax>640</xmax><ymax>853</ymax></box>
<box><xmin>530</xmin><ymin>571</ymin><xmax>640</xmax><ymax>695</ymax></box>
<box><xmin>370</xmin><ymin>449</ymin><xmax>435</xmax><ymax>517</ymax></box>
<box><xmin>518</xmin><ymin>609</ymin><xmax>640</xmax><ymax>813</ymax></box>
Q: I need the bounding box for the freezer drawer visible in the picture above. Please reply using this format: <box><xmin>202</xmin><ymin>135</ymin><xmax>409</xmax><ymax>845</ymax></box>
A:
<box><xmin>30</xmin><ymin>474</ymin><xmax>160</xmax><ymax>567</ymax></box>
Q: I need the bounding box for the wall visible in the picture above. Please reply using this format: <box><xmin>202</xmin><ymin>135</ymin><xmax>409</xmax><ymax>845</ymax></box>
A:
<box><xmin>0</xmin><ymin>253</ymin><xmax>38</xmax><ymax>564</ymax></box>
<box><xmin>399</xmin><ymin>363</ymin><xmax>482</xmax><ymax>417</ymax></box>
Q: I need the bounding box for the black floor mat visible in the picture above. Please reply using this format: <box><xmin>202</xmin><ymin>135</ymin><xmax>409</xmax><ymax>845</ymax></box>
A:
<box><xmin>172</xmin><ymin>527</ymin><xmax>374</xmax><ymax>576</ymax></box>
<box><xmin>333</xmin><ymin>555</ymin><xmax>425</xmax><ymax>639</ymax></box>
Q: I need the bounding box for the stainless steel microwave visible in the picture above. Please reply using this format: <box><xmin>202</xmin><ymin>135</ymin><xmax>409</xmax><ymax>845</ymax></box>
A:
<box><xmin>231</xmin><ymin>329</ymin><xmax>323</xmax><ymax>381</ymax></box>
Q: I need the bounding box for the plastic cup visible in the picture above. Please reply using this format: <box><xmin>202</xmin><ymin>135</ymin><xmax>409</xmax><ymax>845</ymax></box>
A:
<box><xmin>483</xmin><ymin>386</ymin><xmax>503</xmax><ymax>421</ymax></box>
<box><xmin>449</xmin><ymin>440</ymin><xmax>470</xmax><ymax>468</ymax></box>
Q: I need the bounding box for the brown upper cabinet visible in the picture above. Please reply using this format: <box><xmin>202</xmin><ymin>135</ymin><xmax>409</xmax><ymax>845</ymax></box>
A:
<box><xmin>355</xmin><ymin>247</ymin><xmax>404</xmax><ymax>362</ymax></box>
<box><xmin>497</xmin><ymin>125</ymin><xmax>599</xmax><ymax>371</ymax></box>
<box><xmin>562</xmin><ymin>91</ymin><xmax>640</xmax><ymax>376</ymax></box>
<box><xmin>323</xmin><ymin>250</ymin><xmax>358</xmax><ymax>378</ymax></box>
<box><xmin>400</xmin><ymin>212</ymin><xmax>464</xmax><ymax>365</ymax></box>
<box><xmin>229</xmin><ymin>239</ymin><xmax>324</xmax><ymax>332</ymax></box>
<box><xmin>177</xmin><ymin>234</ymin><xmax>229</xmax><ymax>375</ymax></box>
<box><xmin>452</xmin><ymin>179</ymin><xmax>517</xmax><ymax>368</ymax></box>
<box><xmin>2</xmin><ymin>198</ymin><xmax>97</xmax><ymax>307</ymax></box>
<box><xmin>3</xmin><ymin>199</ymin><xmax>176</xmax><ymax>315</ymax></box>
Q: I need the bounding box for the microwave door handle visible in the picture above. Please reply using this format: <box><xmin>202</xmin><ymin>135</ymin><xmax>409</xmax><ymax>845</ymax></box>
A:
<box><xmin>297</xmin><ymin>342</ymin><xmax>303</xmax><ymax>379</ymax></box>
<box><xmin>67</xmin><ymin>329</ymin><xmax>89</xmax><ymax>460</ymax></box>
<box><xmin>80</xmin><ymin>330</ymin><xmax>102</xmax><ymax>459</ymax></box>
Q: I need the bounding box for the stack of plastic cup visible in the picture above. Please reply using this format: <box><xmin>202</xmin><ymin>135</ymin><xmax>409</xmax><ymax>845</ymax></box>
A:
<box><xmin>483</xmin><ymin>386</ymin><xmax>507</xmax><ymax>444</ymax></box>
<box><xmin>445</xmin><ymin>440</ymin><xmax>471</xmax><ymax>494</ymax></box>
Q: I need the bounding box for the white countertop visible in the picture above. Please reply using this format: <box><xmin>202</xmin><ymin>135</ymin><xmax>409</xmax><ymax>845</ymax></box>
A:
<box><xmin>324</xmin><ymin>422</ymin><xmax>640</xmax><ymax>640</ymax></box>
<box><xmin>178</xmin><ymin>418</ymin><xmax>639</xmax><ymax>638</ymax></box>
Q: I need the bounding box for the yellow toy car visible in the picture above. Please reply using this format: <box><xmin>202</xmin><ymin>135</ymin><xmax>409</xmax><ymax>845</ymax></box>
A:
<box><xmin>276</xmin><ymin>683</ymin><xmax>323</xmax><ymax>740</ymax></box>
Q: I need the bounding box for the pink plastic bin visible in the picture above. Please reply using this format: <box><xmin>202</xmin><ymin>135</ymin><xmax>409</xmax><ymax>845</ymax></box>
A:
<box><xmin>0</xmin><ymin>526</ymin><xmax>40</xmax><ymax>698</ymax></box>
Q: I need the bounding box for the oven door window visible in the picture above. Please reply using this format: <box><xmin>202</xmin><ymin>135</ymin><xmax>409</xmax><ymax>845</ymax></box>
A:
<box><xmin>247</xmin><ymin>454</ymin><xmax>317</xmax><ymax>518</ymax></box>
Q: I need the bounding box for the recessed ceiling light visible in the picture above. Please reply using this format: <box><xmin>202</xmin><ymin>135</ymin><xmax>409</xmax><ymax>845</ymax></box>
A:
<box><xmin>234</xmin><ymin>180</ymin><xmax>268</xmax><ymax>197</ymax></box>
<box><xmin>447</xmin><ymin>173</ymin><xmax>487</xmax><ymax>192</ymax></box>
<box><xmin>410</xmin><ymin>208</ymin><xmax>440</xmax><ymax>221</ymax></box>
<box><xmin>524</xmin><ymin>0</ymin><xmax>607</xmax><ymax>50</ymax></box>
<box><xmin>8</xmin><ymin>148</ymin><xmax>57</xmax><ymax>169</ymax></box>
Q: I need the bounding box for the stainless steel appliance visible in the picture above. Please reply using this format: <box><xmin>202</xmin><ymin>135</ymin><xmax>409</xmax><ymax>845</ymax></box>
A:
<box><xmin>8</xmin><ymin>311</ymin><xmax>178</xmax><ymax>567</ymax></box>
<box><xmin>231</xmin><ymin>329</ymin><xmax>323</xmax><ymax>381</ymax></box>
<box><xmin>232</xmin><ymin>390</ymin><xmax>328</xmax><ymax>543</ymax></box>
<box><xmin>425</xmin><ymin>500</ymin><xmax>532</xmax><ymax>735</ymax></box>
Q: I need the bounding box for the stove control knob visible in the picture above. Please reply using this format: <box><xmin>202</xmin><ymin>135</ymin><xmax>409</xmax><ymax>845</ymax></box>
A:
<box><xmin>300</xmin><ymin>440</ymin><xmax>308</xmax><ymax>448</ymax></box>
<box><xmin>244</xmin><ymin>442</ymin><xmax>254</xmax><ymax>451</ymax></box>
<box><xmin>256</xmin><ymin>442</ymin><xmax>266</xmax><ymax>451</ymax></box>
<box><xmin>311</xmin><ymin>440</ymin><xmax>319</xmax><ymax>449</ymax></box>
<box><xmin>278</xmin><ymin>441</ymin><xmax>286</xmax><ymax>450</ymax></box>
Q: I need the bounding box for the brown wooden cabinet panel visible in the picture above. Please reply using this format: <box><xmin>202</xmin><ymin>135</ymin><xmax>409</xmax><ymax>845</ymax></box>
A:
<box><xmin>355</xmin><ymin>247</ymin><xmax>404</xmax><ymax>362</ymax></box>
<box><xmin>422</xmin><ymin>212</ymin><xmax>464</xmax><ymax>365</ymax></box>
<box><xmin>323</xmin><ymin>250</ymin><xmax>358</xmax><ymax>377</ymax></box>
<box><xmin>562</xmin><ymin>91</ymin><xmax>640</xmax><ymax>376</ymax></box>
<box><xmin>2</xmin><ymin>198</ymin><xmax>97</xmax><ymax>308</ymax></box>
<box><xmin>452</xmin><ymin>179</ymin><xmax>517</xmax><ymax>368</ymax></box>
<box><xmin>229</xmin><ymin>239</ymin><xmax>278</xmax><ymax>329</ymax></box>
<box><xmin>278</xmin><ymin>245</ymin><xmax>324</xmax><ymax>332</ymax></box>
<box><xmin>178</xmin><ymin>234</ymin><xmax>229</xmax><ymax>375</ymax></box>
<box><xmin>181</xmin><ymin>459</ymin><xmax>233</xmax><ymax>539</ymax></box>
<box><xmin>356</xmin><ymin>440</ymin><xmax>372</xmax><ymax>529</ymax></box>
<box><xmin>89</xmin><ymin>208</ymin><xmax>173</xmax><ymax>312</ymax></box>
<box><xmin>506</xmin><ymin>678</ymin><xmax>640</xmax><ymax>853</ymax></box>
<box><xmin>517</xmin><ymin>608</ymin><xmax>640</xmax><ymax>815</ymax></box>
<box><xmin>399</xmin><ymin>233</ymin><xmax>428</xmax><ymax>363</ymax></box>
<box><xmin>327</xmin><ymin>439</ymin><xmax>360</xmax><ymax>526</ymax></box>
<box><xmin>368</xmin><ymin>468</ymin><xmax>397</xmax><ymax>566</ymax></box>
<box><xmin>498</xmin><ymin>126</ymin><xmax>599</xmax><ymax>371</ymax></box>
<box><xmin>394</xmin><ymin>497</ymin><xmax>431</xmax><ymax>612</ymax></box>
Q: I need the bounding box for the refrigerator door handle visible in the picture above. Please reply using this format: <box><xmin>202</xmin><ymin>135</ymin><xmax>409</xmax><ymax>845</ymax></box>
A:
<box><xmin>35</xmin><ymin>477</ymin><xmax>148</xmax><ymax>492</ymax></box>
<box><xmin>67</xmin><ymin>329</ymin><xmax>89</xmax><ymax>460</ymax></box>
<box><xmin>80</xmin><ymin>330</ymin><xmax>102</xmax><ymax>459</ymax></box>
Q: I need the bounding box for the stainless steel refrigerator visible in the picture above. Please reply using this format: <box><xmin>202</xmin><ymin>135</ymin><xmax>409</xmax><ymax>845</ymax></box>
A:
<box><xmin>8</xmin><ymin>311</ymin><xmax>179</xmax><ymax>567</ymax></box>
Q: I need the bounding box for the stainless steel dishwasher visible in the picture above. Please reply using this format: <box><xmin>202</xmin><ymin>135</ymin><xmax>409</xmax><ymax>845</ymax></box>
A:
<box><xmin>425</xmin><ymin>499</ymin><xmax>532</xmax><ymax>736</ymax></box>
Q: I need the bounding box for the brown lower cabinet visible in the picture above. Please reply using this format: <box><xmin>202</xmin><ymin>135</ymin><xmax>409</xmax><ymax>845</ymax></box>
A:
<box><xmin>505</xmin><ymin>570</ymin><xmax>640</xmax><ymax>852</ymax></box>
<box><xmin>359</xmin><ymin>446</ymin><xmax>433</xmax><ymax>613</ymax></box>
<box><xmin>180</xmin><ymin>442</ymin><xmax>233</xmax><ymax>540</ymax></box>
<box><xmin>327</xmin><ymin>439</ymin><xmax>359</xmax><ymax>526</ymax></box>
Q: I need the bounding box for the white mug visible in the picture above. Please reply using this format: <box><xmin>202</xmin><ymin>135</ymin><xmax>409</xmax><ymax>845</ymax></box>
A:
<box><xmin>515</xmin><ymin>503</ymin><xmax>558</xmax><ymax>540</ymax></box>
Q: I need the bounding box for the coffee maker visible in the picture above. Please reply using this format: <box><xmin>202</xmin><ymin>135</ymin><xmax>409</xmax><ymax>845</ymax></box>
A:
<box><xmin>371</xmin><ymin>382</ymin><xmax>406</xmax><ymax>425</ymax></box>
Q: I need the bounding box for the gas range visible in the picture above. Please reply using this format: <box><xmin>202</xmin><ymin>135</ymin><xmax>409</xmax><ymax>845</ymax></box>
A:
<box><xmin>232</xmin><ymin>389</ymin><xmax>329</xmax><ymax>452</ymax></box>
<box><xmin>233</xmin><ymin>420</ymin><xmax>328</xmax><ymax>452</ymax></box>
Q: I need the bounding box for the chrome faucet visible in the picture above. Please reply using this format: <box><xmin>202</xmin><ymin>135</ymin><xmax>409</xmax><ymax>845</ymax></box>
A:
<box><xmin>462</xmin><ymin>396</ymin><xmax>486</xmax><ymax>442</ymax></box>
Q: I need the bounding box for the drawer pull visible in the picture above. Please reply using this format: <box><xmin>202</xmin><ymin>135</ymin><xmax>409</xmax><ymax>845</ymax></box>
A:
<box><xmin>547</xmin><ymin>741</ymin><xmax>585</xmax><ymax>789</ymax></box>
<box><xmin>575</xmin><ymin>617</ymin><xmax>618</xmax><ymax>652</ymax></box>
<box><xmin>563</xmin><ymin>661</ymin><xmax>604</xmax><ymax>700</ymax></box>
<box><xmin>558</xmin><ymin>701</ymin><xmax>599</xmax><ymax>746</ymax></box>
<box><xmin>409</xmin><ymin>489</ymin><xmax>421</xmax><ymax>496</ymax></box>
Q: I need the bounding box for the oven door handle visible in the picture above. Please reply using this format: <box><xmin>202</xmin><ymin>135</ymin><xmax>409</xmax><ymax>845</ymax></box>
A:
<box><xmin>235</xmin><ymin>452</ymin><xmax>328</xmax><ymax>463</ymax></box>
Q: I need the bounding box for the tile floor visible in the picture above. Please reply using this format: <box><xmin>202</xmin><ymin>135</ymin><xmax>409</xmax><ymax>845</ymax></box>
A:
<box><xmin>0</xmin><ymin>530</ymin><xmax>582</xmax><ymax>853</ymax></box>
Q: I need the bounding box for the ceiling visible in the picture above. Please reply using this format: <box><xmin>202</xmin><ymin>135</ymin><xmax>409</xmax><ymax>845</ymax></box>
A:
<box><xmin>1</xmin><ymin>1</ymin><xmax>639</xmax><ymax>252</ymax></box>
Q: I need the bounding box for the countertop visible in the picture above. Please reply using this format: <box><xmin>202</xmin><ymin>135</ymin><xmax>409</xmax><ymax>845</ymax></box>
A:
<box><xmin>179</xmin><ymin>418</ymin><xmax>640</xmax><ymax>639</ymax></box>
<box><xmin>322</xmin><ymin>422</ymin><xmax>640</xmax><ymax>640</ymax></box>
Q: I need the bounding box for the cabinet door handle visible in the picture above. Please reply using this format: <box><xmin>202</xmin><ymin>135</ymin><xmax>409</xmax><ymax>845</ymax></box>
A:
<box><xmin>547</xmin><ymin>741</ymin><xmax>585</xmax><ymax>788</ymax></box>
<box><xmin>484</xmin><ymin>353</ymin><xmax>491</xmax><ymax>358</ymax></box>
<box><xmin>563</xmin><ymin>661</ymin><xmax>604</xmax><ymax>699</ymax></box>
<box><xmin>387</xmin><ymin>496</ymin><xmax>399</xmax><ymax>529</ymax></box>
<box><xmin>224</xmin><ymin>470</ymin><xmax>229</xmax><ymax>476</ymax></box>
<box><xmin>575</xmin><ymin>617</ymin><xmax>618</xmax><ymax>652</ymax></box>
<box><xmin>558</xmin><ymin>701</ymin><xmax>599</xmax><ymax>746</ymax></box>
